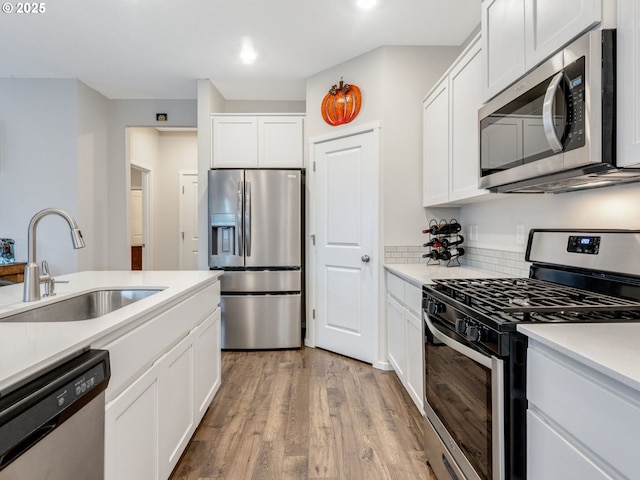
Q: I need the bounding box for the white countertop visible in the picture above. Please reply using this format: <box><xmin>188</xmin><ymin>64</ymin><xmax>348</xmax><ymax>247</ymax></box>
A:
<box><xmin>0</xmin><ymin>270</ymin><xmax>222</xmax><ymax>395</ymax></box>
<box><xmin>385</xmin><ymin>262</ymin><xmax>512</xmax><ymax>286</ymax></box>
<box><xmin>518</xmin><ymin>322</ymin><xmax>640</xmax><ymax>392</ymax></box>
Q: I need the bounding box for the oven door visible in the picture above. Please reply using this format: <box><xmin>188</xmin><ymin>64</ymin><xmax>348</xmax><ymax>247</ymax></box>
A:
<box><xmin>423</xmin><ymin>313</ymin><xmax>504</xmax><ymax>480</ymax></box>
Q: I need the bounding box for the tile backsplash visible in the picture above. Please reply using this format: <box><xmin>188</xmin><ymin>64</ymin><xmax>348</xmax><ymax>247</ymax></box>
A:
<box><xmin>384</xmin><ymin>245</ymin><xmax>530</xmax><ymax>277</ymax></box>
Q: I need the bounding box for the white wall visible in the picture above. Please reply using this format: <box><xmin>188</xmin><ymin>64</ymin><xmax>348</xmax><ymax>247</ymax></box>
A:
<box><xmin>108</xmin><ymin>99</ymin><xmax>197</xmax><ymax>269</ymax></box>
<box><xmin>0</xmin><ymin>79</ymin><xmax>81</xmax><ymax>275</ymax></box>
<box><xmin>77</xmin><ymin>81</ymin><xmax>110</xmax><ymax>271</ymax></box>
<box><xmin>305</xmin><ymin>46</ymin><xmax>461</xmax><ymax>245</ymax></box>
<box><xmin>196</xmin><ymin>80</ymin><xmax>226</xmax><ymax>270</ymax></box>
<box><xmin>460</xmin><ymin>182</ymin><xmax>640</xmax><ymax>252</ymax></box>
<box><xmin>223</xmin><ymin>100</ymin><xmax>305</xmax><ymax>113</ymax></box>
<box><xmin>156</xmin><ymin>130</ymin><xmax>197</xmax><ymax>269</ymax></box>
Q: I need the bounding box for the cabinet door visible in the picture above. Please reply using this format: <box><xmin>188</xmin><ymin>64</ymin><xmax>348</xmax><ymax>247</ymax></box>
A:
<box><xmin>211</xmin><ymin>116</ymin><xmax>258</xmax><ymax>167</ymax></box>
<box><xmin>158</xmin><ymin>334</ymin><xmax>195</xmax><ymax>479</ymax></box>
<box><xmin>105</xmin><ymin>365</ymin><xmax>160</xmax><ymax>480</ymax></box>
<box><xmin>258</xmin><ymin>116</ymin><xmax>304</xmax><ymax>167</ymax></box>
<box><xmin>527</xmin><ymin>411</ymin><xmax>612</xmax><ymax>480</ymax></box>
<box><xmin>387</xmin><ymin>294</ymin><xmax>406</xmax><ymax>379</ymax></box>
<box><xmin>524</xmin><ymin>0</ymin><xmax>601</xmax><ymax>71</ymax></box>
<box><xmin>482</xmin><ymin>0</ymin><xmax>526</xmax><ymax>100</ymax></box>
<box><xmin>405</xmin><ymin>308</ymin><xmax>424</xmax><ymax>414</ymax></box>
<box><xmin>194</xmin><ymin>308</ymin><xmax>221</xmax><ymax>423</ymax></box>
<box><xmin>449</xmin><ymin>40</ymin><xmax>487</xmax><ymax>202</ymax></box>
<box><xmin>423</xmin><ymin>81</ymin><xmax>450</xmax><ymax>206</ymax></box>
<box><xmin>616</xmin><ymin>0</ymin><xmax>640</xmax><ymax>167</ymax></box>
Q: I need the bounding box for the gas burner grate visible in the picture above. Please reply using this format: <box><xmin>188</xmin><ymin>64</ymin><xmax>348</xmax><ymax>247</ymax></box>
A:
<box><xmin>432</xmin><ymin>277</ymin><xmax>640</xmax><ymax>321</ymax></box>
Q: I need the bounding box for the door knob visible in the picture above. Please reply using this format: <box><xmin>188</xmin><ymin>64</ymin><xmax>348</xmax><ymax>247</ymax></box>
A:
<box><xmin>361</xmin><ymin>255</ymin><xmax>371</xmax><ymax>263</ymax></box>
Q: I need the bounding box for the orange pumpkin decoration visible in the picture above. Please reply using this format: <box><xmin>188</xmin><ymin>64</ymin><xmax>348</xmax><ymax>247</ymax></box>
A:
<box><xmin>321</xmin><ymin>79</ymin><xmax>362</xmax><ymax>126</ymax></box>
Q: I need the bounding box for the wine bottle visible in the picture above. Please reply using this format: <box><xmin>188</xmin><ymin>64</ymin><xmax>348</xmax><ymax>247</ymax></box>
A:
<box><xmin>441</xmin><ymin>235</ymin><xmax>464</xmax><ymax>248</ymax></box>
<box><xmin>429</xmin><ymin>222</ymin><xmax>461</xmax><ymax>235</ymax></box>
<box><xmin>423</xmin><ymin>238</ymin><xmax>442</xmax><ymax>248</ymax></box>
<box><xmin>422</xmin><ymin>250</ymin><xmax>440</xmax><ymax>260</ymax></box>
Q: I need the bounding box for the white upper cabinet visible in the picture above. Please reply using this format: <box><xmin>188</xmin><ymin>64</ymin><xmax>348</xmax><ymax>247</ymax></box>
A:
<box><xmin>482</xmin><ymin>0</ymin><xmax>526</xmax><ymax>102</ymax></box>
<box><xmin>525</xmin><ymin>0</ymin><xmax>601</xmax><ymax>70</ymax></box>
<box><xmin>423</xmin><ymin>82</ymin><xmax>450</xmax><ymax>206</ymax></box>
<box><xmin>617</xmin><ymin>0</ymin><xmax>640</xmax><ymax>167</ymax></box>
<box><xmin>482</xmin><ymin>0</ymin><xmax>601</xmax><ymax>100</ymax></box>
<box><xmin>423</xmin><ymin>36</ymin><xmax>490</xmax><ymax>207</ymax></box>
<box><xmin>211</xmin><ymin>115</ymin><xmax>304</xmax><ymax>168</ymax></box>
<box><xmin>449</xmin><ymin>40</ymin><xmax>486</xmax><ymax>202</ymax></box>
<box><xmin>212</xmin><ymin>116</ymin><xmax>258</xmax><ymax>168</ymax></box>
<box><xmin>258</xmin><ymin>116</ymin><xmax>304</xmax><ymax>167</ymax></box>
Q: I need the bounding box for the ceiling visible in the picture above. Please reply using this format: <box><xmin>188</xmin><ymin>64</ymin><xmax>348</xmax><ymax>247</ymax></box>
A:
<box><xmin>0</xmin><ymin>0</ymin><xmax>480</xmax><ymax>101</ymax></box>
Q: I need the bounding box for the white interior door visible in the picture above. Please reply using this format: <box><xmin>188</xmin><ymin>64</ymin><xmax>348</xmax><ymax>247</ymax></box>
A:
<box><xmin>130</xmin><ymin>190</ymin><xmax>143</xmax><ymax>246</ymax></box>
<box><xmin>179</xmin><ymin>172</ymin><xmax>198</xmax><ymax>270</ymax></box>
<box><xmin>314</xmin><ymin>129</ymin><xmax>378</xmax><ymax>364</ymax></box>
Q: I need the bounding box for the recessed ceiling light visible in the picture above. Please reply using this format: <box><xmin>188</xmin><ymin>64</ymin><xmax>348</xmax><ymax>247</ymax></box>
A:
<box><xmin>239</xmin><ymin>37</ymin><xmax>257</xmax><ymax>65</ymax></box>
<box><xmin>355</xmin><ymin>0</ymin><xmax>378</xmax><ymax>9</ymax></box>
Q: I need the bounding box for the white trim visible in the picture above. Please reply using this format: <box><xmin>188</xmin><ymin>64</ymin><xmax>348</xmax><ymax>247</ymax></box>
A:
<box><xmin>178</xmin><ymin>170</ymin><xmax>198</xmax><ymax>270</ymax></box>
<box><xmin>130</xmin><ymin>163</ymin><xmax>153</xmax><ymax>270</ymax></box>
<box><xmin>308</xmin><ymin>121</ymin><xmax>382</xmax><ymax>145</ymax></box>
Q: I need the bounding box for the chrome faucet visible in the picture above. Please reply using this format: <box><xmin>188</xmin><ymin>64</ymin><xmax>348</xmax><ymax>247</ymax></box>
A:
<box><xmin>23</xmin><ymin>208</ymin><xmax>85</xmax><ymax>302</ymax></box>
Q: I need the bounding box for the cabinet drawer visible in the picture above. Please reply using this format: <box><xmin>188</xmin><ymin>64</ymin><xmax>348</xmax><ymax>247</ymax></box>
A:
<box><xmin>386</xmin><ymin>272</ymin><xmax>405</xmax><ymax>301</ymax></box>
<box><xmin>528</xmin><ymin>346</ymin><xmax>640</xmax><ymax>479</ymax></box>
<box><xmin>104</xmin><ymin>282</ymin><xmax>220</xmax><ymax>401</ymax></box>
<box><xmin>404</xmin><ymin>282</ymin><xmax>422</xmax><ymax>316</ymax></box>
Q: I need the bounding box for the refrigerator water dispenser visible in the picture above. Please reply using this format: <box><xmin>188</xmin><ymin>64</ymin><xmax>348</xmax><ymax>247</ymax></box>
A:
<box><xmin>210</xmin><ymin>213</ymin><xmax>238</xmax><ymax>257</ymax></box>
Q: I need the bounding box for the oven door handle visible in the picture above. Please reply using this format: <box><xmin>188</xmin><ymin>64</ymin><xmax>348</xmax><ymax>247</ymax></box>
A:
<box><xmin>424</xmin><ymin>314</ymin><xmax>491</xmax><ymax>369</ymax></box>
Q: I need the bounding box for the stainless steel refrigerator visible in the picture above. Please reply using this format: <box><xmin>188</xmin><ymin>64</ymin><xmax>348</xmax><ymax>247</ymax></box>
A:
<box><xmin>208</xmin><ymin>169</ymin><xmax>303</xmax><ymax>349</ymax></box>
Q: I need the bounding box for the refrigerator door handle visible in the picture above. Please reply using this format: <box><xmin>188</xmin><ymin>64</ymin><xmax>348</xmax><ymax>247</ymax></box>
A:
<box><xmin>237</xmin><ymin>181</ymin><xmax>244</xmax><ymax>255</ymax></box>
<box><xmin>245</xmin><ymin>181</ymin><xmax>252</xmax><ymax>257</ymax></box>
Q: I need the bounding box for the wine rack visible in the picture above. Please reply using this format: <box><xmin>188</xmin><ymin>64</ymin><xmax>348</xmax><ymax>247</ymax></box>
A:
<box><xmin>422</xmin><ymin>218</ymin><xmax>464</xmax><ymax>267</ymax></box>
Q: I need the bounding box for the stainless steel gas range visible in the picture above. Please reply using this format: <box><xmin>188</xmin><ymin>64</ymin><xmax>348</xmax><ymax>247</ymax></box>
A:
<box><xmin>422</xmin><ymin>229</ymin><xmax>640</xmax><ymax>480</ymax></box>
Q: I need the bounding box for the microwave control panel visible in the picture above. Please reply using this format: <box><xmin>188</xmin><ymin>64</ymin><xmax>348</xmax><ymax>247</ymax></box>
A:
<box><xmin>564</xmin><ymin>56</ymin><xmax>586</xmax><ymax>152</ymax></box>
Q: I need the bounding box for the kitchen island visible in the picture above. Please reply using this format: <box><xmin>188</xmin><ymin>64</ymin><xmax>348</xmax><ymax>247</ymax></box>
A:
<box><xmin>0</xmin><ymin>269</ymin><xmax>223</xmax><ymax>480</ymax></box>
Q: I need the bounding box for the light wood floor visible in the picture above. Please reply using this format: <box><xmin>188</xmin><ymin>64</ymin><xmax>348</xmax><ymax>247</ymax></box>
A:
<box><xmin>169</xmin><ymin>346</ymin><xmax>435</xmax><ymax>480</ymax></box>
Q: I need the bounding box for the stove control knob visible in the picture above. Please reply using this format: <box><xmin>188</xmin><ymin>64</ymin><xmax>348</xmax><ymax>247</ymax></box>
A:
<box><xmin>466</xmin><ymin>325</ymin><xmax>481</xmax><ymax>342</ymax></box>
<box><xmin>455</xmin><ymin>318</ymin><xmax>467</xmax><ymax>335</ymax></box>
<box><xmin>427</xmin><ymin>300</ymin><xmax>446</xmax><ymax>315</ymax></box>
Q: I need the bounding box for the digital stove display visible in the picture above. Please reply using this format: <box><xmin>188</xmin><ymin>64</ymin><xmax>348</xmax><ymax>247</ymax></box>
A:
<box><xmin>567</xmin><ymin>235</ymin><xmax>600</xmax><ymax>254</ymax></box>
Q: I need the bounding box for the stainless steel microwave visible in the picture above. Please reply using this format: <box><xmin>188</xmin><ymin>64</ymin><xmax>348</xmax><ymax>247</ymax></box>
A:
<box><xmin>479</xmin><ymin>29</ymin><xmax>640</xmax><ymax>193</ymax></box>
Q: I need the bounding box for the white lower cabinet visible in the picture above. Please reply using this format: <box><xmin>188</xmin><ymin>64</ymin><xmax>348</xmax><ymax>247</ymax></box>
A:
<box><xmin>527</xmin><ymin>340</ymin><xmax>640</xmax><ymax>480</ymax></box>
<box><xmin>404</xmin><ymin>308</ymin><xmax>424</xmax><ymax>411</ymax></box>
<box><xmin>387</xmin><ymin>295</ymin><xmax>406</xmax><ymax>379</ymax></box>
<box><xmin>386</xmin><ymin>270</ymin><xmax>424</xmax><ymax>414</ymax></box>
<box><xmin>102</xmin><ymin>282</ymin><xmax>222</xmax><ymax>480</ymax></box>
<box><xmin>527</xmin><ymin>410</ymin><xmax>612</xmax><ymax>480</ymax></box>
<box><xmin>105</xmin><ymin>363</ymin><xmax>160</xmax><ymax>480</ymax></box>
<box><xmin>159</xmin><ymin>335</ymin><xmax>195</xmax><ymax>479</ymax></box>
<box><xmin>194</xmin><ymin>309</ymin><xmax>221</xmax><ymax>423</ymax></box>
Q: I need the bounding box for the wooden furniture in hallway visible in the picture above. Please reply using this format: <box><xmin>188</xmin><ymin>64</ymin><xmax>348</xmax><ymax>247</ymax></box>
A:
<box><xmin>131</xmin><ymin>246</ymin><xmax>142</xmax><ymax>270</ymax></box>
<box><xmin>0</xmin><ymin>262</ymin><xmax>26</xmax><ymax>283</ymax></box>
<box><xmin>169</xmin><ymin>346</ymin><xmax>435</xmax><ymax>480</ymax></box>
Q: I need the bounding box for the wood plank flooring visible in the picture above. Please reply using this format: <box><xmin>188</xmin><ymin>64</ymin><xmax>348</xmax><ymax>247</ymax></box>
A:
<box><xmin>169</xmin><ymin>346</ymin><xmax>435</xmax><ymax>480</ymax></box>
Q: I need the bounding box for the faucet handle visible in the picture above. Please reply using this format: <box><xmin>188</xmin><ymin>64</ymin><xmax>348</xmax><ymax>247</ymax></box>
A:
<box><xmin>41</xmin><ymin>260</ymin><xmax>50</xmax><ymax>276</ymax></box>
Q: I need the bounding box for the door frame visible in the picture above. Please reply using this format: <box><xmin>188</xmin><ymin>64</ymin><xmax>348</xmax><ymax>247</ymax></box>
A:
<box><xmin>130</xmin><ymin>163</ymin><xmax>153</xmax><ymax>270</ymax></box>
<box><xmin>178</xmin><ymin>169</ymin><xmax>198</xmax><ymax>270</ymax></box>
<box><xmin>307</xmin><ymin>121</ymin><xmax>387</xmax><ymax>369</ymax></box>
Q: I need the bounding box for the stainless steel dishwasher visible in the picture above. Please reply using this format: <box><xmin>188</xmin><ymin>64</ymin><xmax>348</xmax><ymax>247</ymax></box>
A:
<box><xmin>0</xmin><ymin>349</ymin><xmax>110</xmax><ymax>480</ymax></box>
